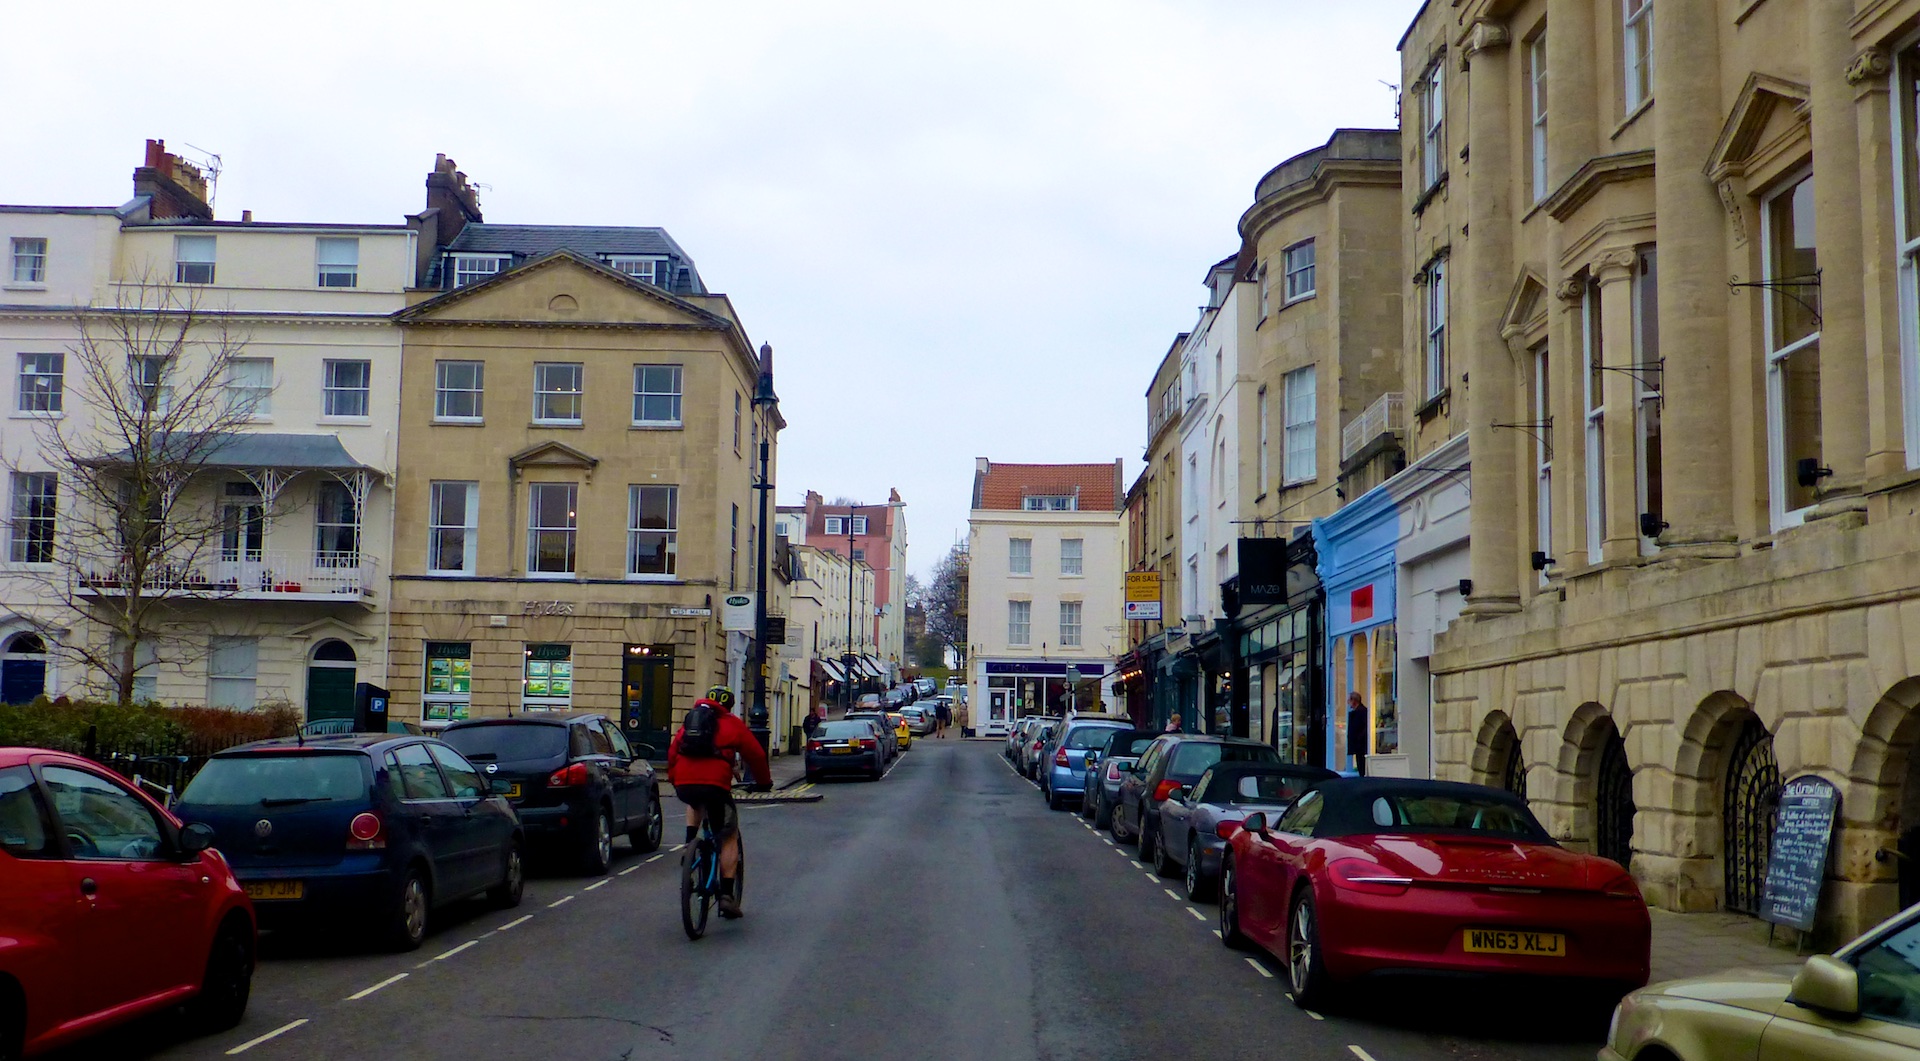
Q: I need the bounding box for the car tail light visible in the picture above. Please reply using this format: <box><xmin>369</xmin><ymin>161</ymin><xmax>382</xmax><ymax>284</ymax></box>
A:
<box><xmin>1216</xmin><ymin>820</ymin><xmax>1242</xmax><ymax>839</ymax></box>
<box><xmin>1152</xmin><ymin>779</ymin><xmax>1182</xmax><ymax>802</ymax></box>
<box><xmin>1106</xmin><ymin>763</ymin><xmax>1124</xmax><ymax>782</ymax></box>
<box><xmin>547</xmin><ymin>763</ymin><xmax>590</xmax><ymax>788</ymax></box>
<box><xmin>1330</xmin><ymin>858</ymin><xmax>1411</xmax><ymax>896</ymax></box>
<box><xmin>808</xmin><ymin>741</ymin><xmax>824</xmax><ymax>752</ymax></box>
<box><xmin>1598</xmin><ymin>869</ymin><xmax>1642</xmax><ymax>900</ymax></box>
<box><xmin>347</xmin><ymin>812</ymin><xmax>386</xmax><ymax>851</ymax></box>
<box><xmin>1054</xmin><ymin>748</ymin><xmax>1070</xmax><ymax>766</ymax></box>
<box><xmin>860</xmin><ymin>738</ymin><xmax>876</xmax><ymax>749</ymax></box>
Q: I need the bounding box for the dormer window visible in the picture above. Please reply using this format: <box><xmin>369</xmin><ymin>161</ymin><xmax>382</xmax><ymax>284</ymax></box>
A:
<box><xmin>1023</xmin><ymin>495</ymin><xmax>1075</xmax><ymax>511</ymax></box>
<box><xmin>604</xmin><ymin>256</ymin><xmax>668</xmax><ymax>286</ymax></box>
<box><xmin>450</xmin><ymin>254</ymin><xmax>507</xmax><ymax>288</ymax></box>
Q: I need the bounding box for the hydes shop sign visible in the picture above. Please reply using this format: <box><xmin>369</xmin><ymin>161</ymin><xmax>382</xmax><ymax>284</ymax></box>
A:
<box><xmin>721</xmin><ymin>593</ymin><xmax>756</xmax><ymax>632</ymax></box>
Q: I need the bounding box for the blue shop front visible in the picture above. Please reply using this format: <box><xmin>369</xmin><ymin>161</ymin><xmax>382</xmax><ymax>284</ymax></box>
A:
<box><xmin>1314</xmin><ymin>487</ymin><xmax>1402</xmax><ymax>776</ymax></box>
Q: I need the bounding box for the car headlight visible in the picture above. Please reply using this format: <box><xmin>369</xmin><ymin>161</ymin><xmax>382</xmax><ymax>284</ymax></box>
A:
<box><xmin>1607</xmin><ymin>994</ymin><xmax>1634</xmax><ymax>1049</ymax></box>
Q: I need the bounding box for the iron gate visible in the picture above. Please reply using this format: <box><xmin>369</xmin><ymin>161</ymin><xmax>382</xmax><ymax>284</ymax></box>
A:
<box><xmin>1722</xmin><ymin>717</ymin><xmax>1781</xmax><ymax>915</ymax></box>
<box><xmin>1595</xmin><ymin>729</ymin><xmax>1636</xmax><ymax>868</ymax></box>
<box><xmin>1501</xmin><ymin>729</ymin><xmax>1527</xmax><ymax>799</ymax></box>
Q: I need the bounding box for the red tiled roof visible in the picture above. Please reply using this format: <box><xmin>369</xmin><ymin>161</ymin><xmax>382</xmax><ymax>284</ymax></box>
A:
<box><xmin>972</xmin><ymin>460</ymin><xmax>1123</xmax><ymax>512</ymax></box>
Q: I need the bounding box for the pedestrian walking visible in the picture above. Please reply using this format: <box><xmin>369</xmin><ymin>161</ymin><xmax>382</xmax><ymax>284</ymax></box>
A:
<box><xmin>802</xmin><ymin>708</ymin><xmax>822</xmax><ymax>739</ymax></box>
<box><xmin>936</xmin><ymin>699</ymin><xmax>952</xmax><ymax>737</ymax></box>
<box><xmin>1165</xmin><ymin>712</ymin><xmax>1182</xmax><ymax>733</ymax></box>
<box><xmin>1347</xmin><ymin>691</ymin><xmax>1369</xmax><ymax>776</ymax></box>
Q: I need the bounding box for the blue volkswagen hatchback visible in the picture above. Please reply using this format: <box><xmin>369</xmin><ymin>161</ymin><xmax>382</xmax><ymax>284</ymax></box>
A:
<box><xmin>1039</xmin><ymin>716</ymin><xmax>1134</xmax><ymax>811</ymax></box>
<box><xmin>173</xmin><ymin>734</ymin><xmax>524</xmax><ymax>951</ymax></box>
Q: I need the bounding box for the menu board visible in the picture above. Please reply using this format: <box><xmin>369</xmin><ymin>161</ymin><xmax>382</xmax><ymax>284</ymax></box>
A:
<box><xmin>1759</xmin><ymin>775</ymin><xmax>1841</xmax><ymax>933</ymax></box>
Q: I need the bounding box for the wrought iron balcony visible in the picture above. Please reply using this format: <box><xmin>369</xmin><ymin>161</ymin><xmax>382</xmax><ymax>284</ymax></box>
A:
<box><xmin>1341</xmin><ymin>392</ymin><xmax>1406</xmax><ymax>463</ymax></box>
<box><xmin>77</xmin><ymin>549</ymin><xmax>378</xmax><ymax>602</ymax></box>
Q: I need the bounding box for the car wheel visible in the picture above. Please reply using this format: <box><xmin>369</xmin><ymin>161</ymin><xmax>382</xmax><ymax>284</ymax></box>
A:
<box><xmin>190</xmin><ymin>922</ymin><xmax>252</xmax><ymax>1031</ymax></box>
<box><xmin>1093</xmin><ymin>792</ymin><xmax>1113</xmax><ymax>829</ymax></box>
<box><xmin>630</xmin><ymin>794</ymin><xmax>663</xmax><ymax>853</ymax></box>
<box><xmin>0</xmin><ymin>984</ymin><xmax>19</xmax><ymax>1061</ymax></box>
<box><xmin>1109</xmin><ymin>801</ymin><xmax>1130</xmax><ymax>842</ymax></box>
<box><xmin>1287</xmin><ymin>891</ymin><xmax>1335</xmax><ymax>1010</ymax></box>
<box><xmin>583</xmin><ymin>808</ymin><xmax>613</xmax><ymax>875</ymax></box>
<box><xmin>1046</xmin><ymin>784</ymin><xmax>1066</xmax><ymax>811</ymax></box>
<box><xmin>1184</xmin><ymin>837</ymin><xmax>1213</xmax><ymax>902</ymax></box>
<box><xmin>1219</xmin><ymin>856</ymin><xmax>1252</xmax><ymax>951</ymax></box>
<box><xmin>488</xmin><ymin>839</ymin><xmax>525</xmax><ymax>908</ymax></box>
<box><xmin>1153</xmin><ymin>824</ymin><xmax>1179</xmax><ymax>878</ymax></box>
<box><xmin>386</xmin><ymin>866</ymin><xmax>430</xmax><ymax>952</ymax></box>
<box><xmin>1138</xmin><ymin>819</ymin><xmax>1157</xmax><ymax>863</ymax></box>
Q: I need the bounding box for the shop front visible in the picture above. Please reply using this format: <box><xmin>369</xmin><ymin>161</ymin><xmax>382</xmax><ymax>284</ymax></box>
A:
<box><xmin>1315</xmin><ymin>488</ymin><xmax>1401</xmax><ymax>776</ymax></box>
<box><xmin>1231</xmin><ymin>533</ymin><xmax>1324</xmax><ymax>766</ymax></box>
<box><xmin>980</xmin><ymin>659</ymin><xmax>1115</xmax><ymax>728</ymax></box>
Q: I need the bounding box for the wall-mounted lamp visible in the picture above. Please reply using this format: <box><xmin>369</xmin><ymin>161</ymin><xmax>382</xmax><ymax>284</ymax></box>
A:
<box><xmin>1795</xmin><ymin>458</ymin><xmax>1834</xmax><ymax>489</ymax></box>
<box><xmin>1638</xmin><ymin>513</ymin><xmax>1670</xmax><ymax>539</ymax></box>
<box><xmin>1530</xmin><ymin>550</ymin><xmax>1554</xmax><ymax>572</ymax></box>
<box><xmin>1457</xmin><ymin>579</ymin><xmax>1473</xmax><ymax>597</ymax></box>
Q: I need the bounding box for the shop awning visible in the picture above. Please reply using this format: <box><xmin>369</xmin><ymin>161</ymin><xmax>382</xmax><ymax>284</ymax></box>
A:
<box><xmin>99</xmin><ymin>431</ymin><xmax>376</xmax><ymax>471</ymax></box>
<box><xmin>859</xmin><ymin>656</ymin><xmax>884</xmax><ymax>679</ymax></box>
<box><xmin>815</xmin><ymin>658</ymin><xmax>846</xmax><ymax>683</ymax></box>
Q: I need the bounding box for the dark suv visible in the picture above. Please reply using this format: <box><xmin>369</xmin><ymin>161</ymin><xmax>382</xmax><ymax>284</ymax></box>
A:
<box><xmin>173</xmin><ymin>733</ymin><xmax>523</xmax><ymax>951</ymax></box>
<box><xmin>440</xmin><ymin>713</ymin><xmax>661</xmax><ymax>875</ymax></box>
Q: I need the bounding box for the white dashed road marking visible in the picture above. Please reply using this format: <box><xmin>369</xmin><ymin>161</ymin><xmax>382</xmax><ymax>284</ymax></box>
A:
<box><xmin>499</xmin><ymin>914</ymin><xmax>532</xmax><ymax>930</ymax></box>
<box><xmin>226</xmin><ymin>1019</ymin><xmax>309</xmax><ymax>1055</ymax></box>
<box><xmin>547</xmin><ymin>895</ymin><xmax>575</xmax><ymax>909</ymax></box>
<box><xmin>1245</xmin><ymin>958</ymin><xmax>1274</xmax><ymax>978</ymax></box>
<box><xmin>1212</xmin><ymin>929</ymin><xmax>1223</xmax><ymax>939</ymax></box>
<box><xmin>1187</xmin><ymin>907</ymin><xmax>1207</xmax><ymax>920</ymax></box>
<box><xmin>1348</xmin><ymin>1048</ymin><xmax>1379</xmax><ymax>1061</ymax></box>
<box><xmin>432</xmin><ymin>940</ymin><xmax>478</xmax><ymax>961</ymax></box>
<box><xmin>346</xmin><ymin>973</ymin><xmax>408</xmax><ymax>1001</ymax></box>
<box><xmin>585</xmin><ymin>879</ymin><xmax>610</xmax><ymax>891</ymax></box>
<box><xmin>1163</xmin><ymin>888</ymin><xmax>1183</xmax><ymax>901</ymax></box>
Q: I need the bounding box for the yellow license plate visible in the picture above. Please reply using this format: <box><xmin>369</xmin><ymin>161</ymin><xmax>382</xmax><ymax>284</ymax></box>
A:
<box><xmin>245</xmin><ymin>880</ymin><xmax>305</xmax><ymax>901</ymax></box>
<box><xmin>832</xmin><ymin>746</ymin><xmax>854</xmax><ymax>754</ymax></box>
<box><xmin>1463</xmin><ymin>928</ymin><xmax>1565</xmax><ymax>956</ymax></box>
<box><xmin>505</xmin><ymin>783</ymin><xmax>522</xmax><ymax>799</ymax></box>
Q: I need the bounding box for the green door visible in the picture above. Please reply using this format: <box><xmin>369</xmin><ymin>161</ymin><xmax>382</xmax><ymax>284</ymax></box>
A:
<box><xmin>306</xmin><ymin>666</ymin><xmax>356</xmax><ymax>722</ymax></box>
<box><xmin>622</xmin><ymin>650</ymin><xmax>674</xmax><ymax>756</ymax></box>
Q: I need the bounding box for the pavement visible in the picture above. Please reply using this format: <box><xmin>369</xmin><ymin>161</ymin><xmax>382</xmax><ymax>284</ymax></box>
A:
<box><xmin>63</xmin><ymin>741</ymin><xmax>1815</xmax><ymax>1061</ymax></box>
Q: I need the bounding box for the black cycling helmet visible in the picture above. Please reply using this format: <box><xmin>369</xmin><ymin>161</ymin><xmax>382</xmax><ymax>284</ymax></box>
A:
<box><xmin>704</xmin><ymin>685</ymin><xmax>735</xmax><ymax>709</ymax></box>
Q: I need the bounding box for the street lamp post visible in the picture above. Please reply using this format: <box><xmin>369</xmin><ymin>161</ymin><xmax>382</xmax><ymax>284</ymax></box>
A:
<box><xmin>747</xmin><ymin>344</ymin><xmax>776</xmax><ymax>754</ymax></box>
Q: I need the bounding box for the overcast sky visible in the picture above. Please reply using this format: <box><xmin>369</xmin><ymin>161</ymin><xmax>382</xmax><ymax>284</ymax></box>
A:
<box><xmin>11</xmin><ymin>0</ymin><xmax>1419</xmax><ymax>580</ymax></box>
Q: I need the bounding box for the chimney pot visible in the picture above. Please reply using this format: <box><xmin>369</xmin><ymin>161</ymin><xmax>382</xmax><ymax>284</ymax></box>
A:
<box><xmin>241</xmin><ymin>209</ymin><xmax>253</xmax><ymax>222</ymax></box>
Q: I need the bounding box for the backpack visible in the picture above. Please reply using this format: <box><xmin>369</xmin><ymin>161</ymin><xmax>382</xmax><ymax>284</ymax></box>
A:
<box><xmin>680</xmin><ymin>701</ymin><xmax>721</xmax><ymax>758</ymax></box>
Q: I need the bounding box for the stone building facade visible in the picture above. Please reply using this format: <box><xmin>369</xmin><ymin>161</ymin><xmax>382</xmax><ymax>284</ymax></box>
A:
<box><xmin>1408</xmin><ymin>0</ymin><xmax>1920</xmax><ymax>940</ymax></box>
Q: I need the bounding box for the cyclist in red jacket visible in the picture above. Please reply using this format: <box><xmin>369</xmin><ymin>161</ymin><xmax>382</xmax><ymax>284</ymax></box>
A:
<box><xmin>667</xmin><ymin>686</ymin><xmax>771</xmax><ymax>917</ymax></box>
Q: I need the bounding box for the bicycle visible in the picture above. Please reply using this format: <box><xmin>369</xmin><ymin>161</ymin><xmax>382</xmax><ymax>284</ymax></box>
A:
<box><xmin>680</xmin><ymin>784</ymin><xmax>749</xmax><ymax>940</ymax></box>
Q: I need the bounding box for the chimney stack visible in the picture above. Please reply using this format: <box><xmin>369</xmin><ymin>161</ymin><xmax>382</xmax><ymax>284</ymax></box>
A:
<box><xmin>425</xmin><ymin>153</ymin><xmax>484</xmax><ymax>244</ymax></box>
<box><xmin>132</xmin><ymin>139</ymin><xmax>212</xmax><ymax>221</ymax></box>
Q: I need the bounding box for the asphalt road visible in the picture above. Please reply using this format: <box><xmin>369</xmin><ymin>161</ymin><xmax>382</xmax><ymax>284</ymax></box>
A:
<box><xmin>67</xmin><ymin>741</ymin><xmax>1611</xmax><ymax>1061</ymax></box>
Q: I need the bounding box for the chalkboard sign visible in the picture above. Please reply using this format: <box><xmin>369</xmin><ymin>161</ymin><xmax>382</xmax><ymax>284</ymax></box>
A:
<box><xmin>1759</xmin><ymin>775</ymin><xmax>1841</xmax><ymax>933</ymax></box>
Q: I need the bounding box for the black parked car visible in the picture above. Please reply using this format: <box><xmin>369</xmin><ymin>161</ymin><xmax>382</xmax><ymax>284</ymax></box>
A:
<box><xmin>804</xmin><ymin>719</ymin><xmax>889</xmax><ymax>781</ymax></box>
<box><xmin>173</xmin><ymin>733</ymin><xmax>524</xmax><ymax>951</ymax></box>
<box><xmin>1111</xmin><ymin>734</ymin><xmax>1279</xmax><ymax>863</ymax></box>
<box><xmin>1082</xmin><ymin>729</ymin><xmax>1158</xmax><ymax>829</ymax></box>
<box><xmin>440</xmin><ymin>713</ymin><xmax>662</xmax><ymax>875</ymax></box>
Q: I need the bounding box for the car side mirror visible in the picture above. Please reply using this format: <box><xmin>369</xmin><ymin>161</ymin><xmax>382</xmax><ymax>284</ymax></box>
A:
<box><xmin>1168</xmin><ymin>786</ymin><xmax>1188</xmax><ymax>803</ymax></box>
<box><xmin>1242</xmin><ymin>812</ymin><xmax>1270</xmax><ymax>838</ymax></box>
<box><xmin>1788</xmin><ymin>955</ymin><xmax>1860</xmax><ymax>1018</ymax></box>
<box><xmin>631</xmin><ymin>743</ymin><xmax>657</xmax><ymax>759</ymax></box>
<box><xmin>489</xmin><ymin>777</ymin><xmax>515</xmax><ymax>796</ymax></box>
<box><xmin>179</xmin><ymin>822</ymin><xmax>216</xmax><ymax>856</ymax></box>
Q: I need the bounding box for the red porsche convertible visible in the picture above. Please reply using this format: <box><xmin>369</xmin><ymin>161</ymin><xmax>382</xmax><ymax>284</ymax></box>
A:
<box><xmin>1218</xmin><ymin>777</ymin><xmax>1650</xmax><ymax>1009</ymax></box>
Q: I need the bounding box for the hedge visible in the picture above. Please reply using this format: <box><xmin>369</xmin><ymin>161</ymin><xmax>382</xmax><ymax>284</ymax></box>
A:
<box><xmin>0</xmin><ymin>696</ymin><xmax>300</xmax><ymax>751</ymax></box>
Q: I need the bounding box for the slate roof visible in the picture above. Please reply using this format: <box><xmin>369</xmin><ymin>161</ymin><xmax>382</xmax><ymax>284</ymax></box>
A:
<box><xmin>971</xmin><ymin>460</ymin><xmax>1125</xmax><ymax>512</ymax></box>
<box><xmin>439</xmin><ymin>224</ymin><xmax>706</xmax><ymax>294</ymax></box>
<box><xmin>102</xmin><ymin>433</ymin><xmax>373</xmax><ymax>470</ymax></box>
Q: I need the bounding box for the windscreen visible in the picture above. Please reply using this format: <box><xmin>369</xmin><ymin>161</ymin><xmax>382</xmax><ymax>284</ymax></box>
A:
<box><xmin>440</xmin><ymin>723</ymin><xmax>568</xmax><ymax>762</ymax></box>
<box><xmin>1066</xmin><ymin>725</ymin><xmax>1127</xmax><ymax>750</ymax></box>
<box><xmin>817</xmin><ymin>722</ymin><xmax>876</xmax><ymax>739</ymax></box>
<box><xmin>1168</xmin><ymin>742</ymin><xmax>1278</xmax><ymax>781</ymax></box>
<box><xmin>180</xmin><ymin>754</ymin><xmax>369</xmax><ymax>806</ymax></box>
<box><xmin>1223</xmin><ymin>773</ymin><xmax>1314</xmax><ymax>805</ymax></box>
<box><xmin>1367</xmin><ymin>793</ymin><xmax>1549</xmax><ymax>841</ymax></box>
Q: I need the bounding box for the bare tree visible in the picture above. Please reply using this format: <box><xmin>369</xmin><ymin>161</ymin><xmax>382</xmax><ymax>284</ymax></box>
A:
<box><xmin>5</xmin><ymin>279</ymin><xmax>274</xmax><ymax>704</ymax></box>
<box><xmin>923</xmin><ymin>543</ymin><xmax>969</xmax><ymax>668</ymax></box>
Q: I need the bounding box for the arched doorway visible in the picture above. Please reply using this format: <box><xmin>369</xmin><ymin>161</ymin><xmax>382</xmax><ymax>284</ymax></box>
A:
<box><xmin>305</xmin><ymin>640</ymin><xmax>357</xmax><ymax>723</ymax></box>
<box><xmin>1593</xmin><ymin>725</ymin><xmax>1636</xmax><ymax>868</ymax></box>
<box><xmin>1722</xmin><ymin>715</ymin><xmax>1781</xmax><ymax>915</ymax></box>
<box><xmin>1501</xmin><ymin>731</ymin><xmax>1527</xmax><ymax>799</ymax></box>
<box><xmin>1</xmin><ymin>633</ymin><xmax>47</xmax><ymax>704</ymax></box>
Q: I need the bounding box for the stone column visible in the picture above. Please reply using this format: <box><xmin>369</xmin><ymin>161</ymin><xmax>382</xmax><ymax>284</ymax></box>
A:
<box><xmin>1849</xmin><ymin>45</ymin><xmax>1910</xmax><ymax>479</ymax></box>
<box><xmin>1595</xmin><ymin>251</ymin><xmax>1642</xmax><ymax>561</ymax></box>
<box><xmin>1808</xmin><ymin>0</ymin><xmax>1868</xmax><ymax>511</ymax></box>
<box><xmin>1653</xmin><ymin>0</ymin><xmax>1737</xmax><ymax>555</ymax></box>
<box><xmin>1462</xmin><ymin>20</ymin><xmax>1523</xmax><ymax>616</ymax></box>
<box><xmin>1545</xmin><ymin>0</ymin><xmax>1596</xmax><ymax>190</ymax></box>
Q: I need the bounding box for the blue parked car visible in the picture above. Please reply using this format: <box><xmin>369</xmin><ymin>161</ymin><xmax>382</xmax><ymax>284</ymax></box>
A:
<box><xmin>173</xmin><ymin>733</ymin><xmax>524</xmax><ymax>952</ymax></box>
<box><xmin>1038</xmin><ymin>715</ymin><xmax>1133</xmax><ymax>811</ymax></box>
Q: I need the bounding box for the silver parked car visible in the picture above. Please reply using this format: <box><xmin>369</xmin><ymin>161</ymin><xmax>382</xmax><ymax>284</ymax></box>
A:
<box><xmin>1018</xmin><ymin>719</ymin><xmax>1060</xmax><ymax>778</ymax></box>
<box><xmin>899</xmin><ymin>706</ymin><xmax>935</xmax><ymax>736</ymax></box>
<box><xmin>1081</xmin><ymin>729</ymin><xmax>1157</xmax><ymax>829</ymax></box>
<box><xmin>1152</xmin><ymin>762</ymin><xmax>1335</xmax><ymax>901</ymax></box>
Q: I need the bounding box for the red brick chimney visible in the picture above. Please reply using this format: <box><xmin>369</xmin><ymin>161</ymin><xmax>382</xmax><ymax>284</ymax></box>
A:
<box><xmin>425</xmin><ymin>153</ymin><xmax>483</xmax><ymax>244</ymax></box>
<box><xmin>132</xmin><ymin>139</ymin><xmax>212</xmax><ymax>221</ymax></box>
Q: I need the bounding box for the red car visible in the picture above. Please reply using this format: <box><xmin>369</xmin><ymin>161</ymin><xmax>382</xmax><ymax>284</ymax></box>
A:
<box><xmin>1218</xmin><ymin>777</ymin><xmax>1649</xmax><ymax>1010</ymax></box>
<box><xmin>0</xmin><ymin>748</ymin><xmax>255</xmax><ymax>1058</ymax></box>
